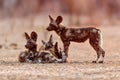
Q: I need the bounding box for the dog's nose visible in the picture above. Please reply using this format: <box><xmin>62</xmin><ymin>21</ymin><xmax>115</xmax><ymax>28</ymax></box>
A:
<box><xmin>46</xmin><ymin>27</ymin><xmax>50</xmax><ymax>31</ymax></box>
<box><xmin>25</xmin><ymin>45</ymin><xmax>28</xmax><ymax>48</ymax></box>
<box><xmin>46</xmin><ymin>27</ymin><xmax>49</xmax><ymax>30</ymax></box>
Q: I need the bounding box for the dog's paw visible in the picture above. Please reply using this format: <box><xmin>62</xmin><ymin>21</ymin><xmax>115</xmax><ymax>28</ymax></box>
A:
<box><xmin>98</xmin><ymin>61</ymin><xmax>103</xmax><ymax>63</ymax></box>
<box><xmin>92</xmin><ymin>61</ymin><xmax>97</xmax><ymax>63</ymax></box>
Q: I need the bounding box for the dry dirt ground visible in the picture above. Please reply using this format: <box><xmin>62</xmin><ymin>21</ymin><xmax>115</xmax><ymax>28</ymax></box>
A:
<box><xmin>0</xmin><ymin>18</ymin><xmax>120</xmax><ymax>80</ymax></box>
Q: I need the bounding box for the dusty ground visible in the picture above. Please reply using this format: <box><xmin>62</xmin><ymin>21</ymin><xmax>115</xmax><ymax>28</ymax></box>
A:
<box><xmin>0</xmin><ymin>18</ymin><xmax>120</xmax><ymax>80</ymax></box>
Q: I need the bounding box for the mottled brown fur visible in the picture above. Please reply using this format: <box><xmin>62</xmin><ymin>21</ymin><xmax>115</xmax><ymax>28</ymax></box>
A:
<box><xmin>41</xmin><ymin>35</ymin><xmax>66</xmax><ymax>63</ymax></box>
<box><xmin>47</xmin><ymin>15</ymin><xmax>105</xmax><ymax>63</ymax></box>
<box><xmin>19</xmin><ymin>33</ymin><xmax>65</xmax><ymax>63</ymax></box>
<box><xmin>19</xmin><ymin>31</ymin><xmax>39</xmax><ymax>63</ymax></box>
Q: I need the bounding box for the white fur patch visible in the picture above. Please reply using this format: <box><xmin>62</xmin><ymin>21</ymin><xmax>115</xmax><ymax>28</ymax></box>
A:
<box><xmin>21</xmin><ymin>53</ymin><xmax>25</xmax><ymax>57</ymax></box>
<box><xmin>45</xmin><ymin>54</ymin><xmax>50</xmax><ymax>58</ymax></box>
<box><xmin>80</xmin><ymin>31</ymin><xmax>87</xmax><ymax>37</ymax></box>
<box><xmin>26</xmin><ymin>59</ymin><xmax>32</xmax><ymax>63</ymax></box>
<box><xmin>61</xmin><ymin>51</ymin><xmax>67</xmax><ymax>62</ymax></box>
<box><xmin>66</xmin><ymin>30</ymin><xmax>71</xmax><ymax>37</ymax></box>
<box><xmin>51</xmin><ymin>57</ymin><xmax>55</xmax><ymax>60</ymax></box>
<box><xmin>30</xmin><ymin>51</ymin><xmax>34</xmax><ymax>57</ymax></box>
<box><xmin>76</xmin><ymin>30</ymin><xmax>81</xmax><ymax>33</ymax></box>
<box><xmin>92</xmin><ymin>29</ymin><xmax>97</xmax><ymax>33</ymax></box>
<box><xmin>40</xmin><ymin>50</ymin><xmax>51</xmax><ymax>54</ymax></box>
<box><xmin>57</xmin><ymin>59</ymin><xmax>62</xmax><ymax>62</ymax></box>
<box><xmin>38</xmin><ymin>59</ymin><xmax>42</xmax><ymax>63</ymax></box>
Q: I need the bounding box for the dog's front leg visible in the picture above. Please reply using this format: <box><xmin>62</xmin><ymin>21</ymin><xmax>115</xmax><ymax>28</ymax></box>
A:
<box><xmin>63</xmin><ymin>41</ymin><xmax>70</xmax><ymax>62</ymax></box>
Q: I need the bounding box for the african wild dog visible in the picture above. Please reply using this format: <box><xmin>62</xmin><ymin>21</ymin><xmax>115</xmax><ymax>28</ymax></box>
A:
<box><xmin>47</xmin><ymin>15</ymin><xmax>105</xmax><ymax>63</ymax></box>
<box><xmin>19</xmin><ymin>32</ymin><xmax>58</xmax><ymax>63</ymax></box>
<box><xmin>19</xmin><ymin>31</ymin><xmax>39</xmax><ymax>63</ymax></box>
<box><xmin>41</xmin><ymin>35</ymin><xmax>66</xmax><ymax>63</ymax></box>
<box><xmin>35</xmin><ymin>35</ymin><xmax>56</xmax><ymax>63</ymax></box>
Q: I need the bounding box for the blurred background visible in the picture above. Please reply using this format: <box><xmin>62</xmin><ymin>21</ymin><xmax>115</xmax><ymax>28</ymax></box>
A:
<box><xmin>0</xmin><ymin>0</ymin><xmax>120</xmax><ymax>26</ymax></box>
<box><xmin>0</xmin><ymin>0</ymin><xmax>120</xmax><ymax>50</ymax></box>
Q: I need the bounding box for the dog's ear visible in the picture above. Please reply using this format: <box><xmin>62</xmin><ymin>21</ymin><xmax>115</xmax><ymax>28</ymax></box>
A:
<box><xmin>54</xmin><ymin>42</ymin><xmax>59</xmax><ymax>57</ymax></box>
<box><xmin>31</xmin><ymin>31</ymin><xmax>38</xmax><ymax>42</ymax></box>
<box><xmin>56</xmin><ymin>16</ymin><xmax>63</xmax><ymax>25</ymax></box>
<box><xmin>24</xmin><ymin>32</ymin><xmax>30</xmax><ymax>40</ymax></box>
<box><xmin>49</xmin><ymin>34</ymin><xmax>53</xmax><ymax>43</ymax></box>
<box><xmin>54</xmin><ymin>42</ymin><xmax>58</xmax><ymax>50</ymax></box>
<box><xmin>41</xmin><ymin>40</ymin><xmax>46</xmax><ymax>45</ymax></box>
<box><xmin>54</xmin><ymin>42</ymin><xmax>58</xmax><ymax>53</ymax></box>
<box><xmin>49</xmin><ymin>15</ymin><xmax>54</xmax><ymax>22</ymax></box>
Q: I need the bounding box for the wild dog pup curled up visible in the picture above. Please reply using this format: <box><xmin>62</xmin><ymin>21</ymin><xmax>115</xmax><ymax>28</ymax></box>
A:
<box><xmin>19</xmin><ymin>31</ymin><xmax>39</xmax><ymax>63</ymax></box>
<box><xmin>47</xmin><ymin>15</ymin><xmax>105</xmax><ymax>63</ymax></box>
<box><xmin>41</xmin><ymin>35</ymin><xmax>66</xmax><ymax>63</ymax></box>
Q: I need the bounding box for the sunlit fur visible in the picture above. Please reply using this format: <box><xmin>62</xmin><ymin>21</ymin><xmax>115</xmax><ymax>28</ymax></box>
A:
<box><xmin>47</xmin><ymin>15</ymin><xmax>105</xmax><ymax>63</ymax></box>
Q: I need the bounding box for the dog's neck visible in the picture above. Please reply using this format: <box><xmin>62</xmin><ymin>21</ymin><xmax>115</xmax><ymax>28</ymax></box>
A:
<box><xmin>55</xmin><ymin>25</ymin><xmax>65</xmax><ymax>36</ymax></box>
<box><xmin>28</xmin><ymin>46</ymin><xmax>37</xmax><ymax>53</ymax></box>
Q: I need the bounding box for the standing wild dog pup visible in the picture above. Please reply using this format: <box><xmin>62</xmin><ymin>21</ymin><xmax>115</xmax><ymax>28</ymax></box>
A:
<box><xmin>47</xmin><ymin>15</ymin><xmax>105</xmax><ymax>63</ymax></box>
<box><xmin>19</xmin><ymin>31</ymin><xmax>39</xmax><ymax>63</ymax></box>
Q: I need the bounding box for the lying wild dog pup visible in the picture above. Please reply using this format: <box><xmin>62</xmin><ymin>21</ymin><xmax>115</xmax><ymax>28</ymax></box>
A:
<box><xmin>41</xmin><ymin>35</ymin><xmax>66</xmax><ymax>63</ymax></box>
<box><xmin>19</xmin><ymin>32</ymin><xmax>63</xmax><ymax>63</ymax></box>
<box><xmin>19</xmin><ymin>31</ymin><xmax>39</xmax><ymax>63</ymax></box>
<box><xmin>47</xmin><ymin>15</ymin><xmax>105</xmax><ymax>63</ymax></box>
<box><xmin>38</xmin><ymin>42</ymin><xmax>61</xmax><ymax>63</ymax></box>
<box><xmin>34</xmin><ymin>34</ymin><xmax>57</xmax><ymax>63</ymax></box>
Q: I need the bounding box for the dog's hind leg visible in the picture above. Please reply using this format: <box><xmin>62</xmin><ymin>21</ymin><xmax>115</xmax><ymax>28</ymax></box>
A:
<box><xmin>89</xmin><ymin>30</ymin><xmax>105</xmax><ymax>63</ymax></box>
<box><xmin>98</xmin><ymin>48</ymin><xmax>105</xmax><ymax>63</ymax></box>
<box><xmin>89</xmin><ymin>40</ymin><xmax>101</xmax><ymax>63</ymax></box>
<box><xmin>97</xmin><ymin>31</ymin><xmax>105</xmax><ymax>63</ymax></box>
